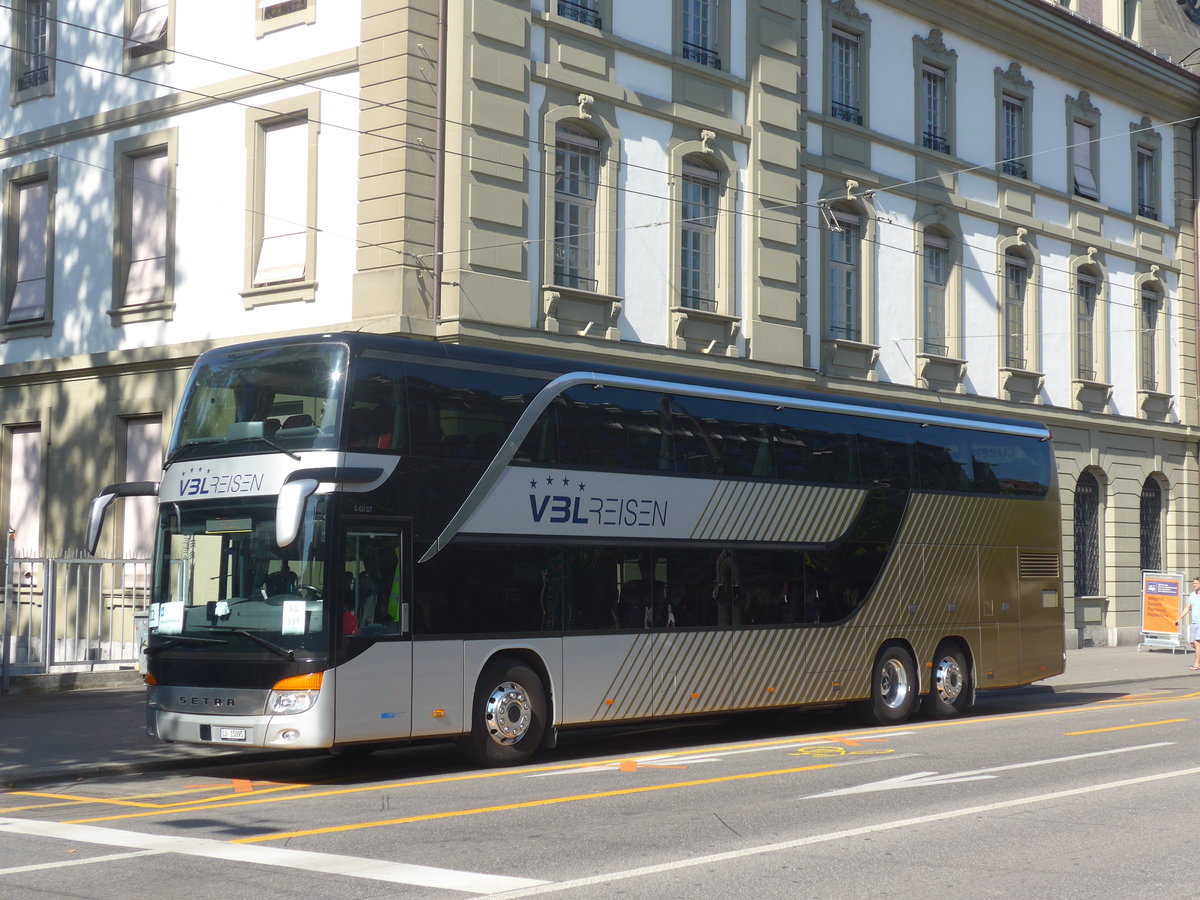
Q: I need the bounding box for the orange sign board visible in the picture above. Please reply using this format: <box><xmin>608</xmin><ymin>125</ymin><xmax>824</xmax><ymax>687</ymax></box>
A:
<box><xmin>1142</xmin><ymin>572</ymin><xmax>1185</xmax><ymax>636</ymax></box>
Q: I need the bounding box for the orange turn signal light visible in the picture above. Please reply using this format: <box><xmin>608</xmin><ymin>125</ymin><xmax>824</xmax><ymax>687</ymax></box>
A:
<box><xmin>272</xmin><ymin>672</ymin><xmax>323</xmax><ymax>691</ymax></box>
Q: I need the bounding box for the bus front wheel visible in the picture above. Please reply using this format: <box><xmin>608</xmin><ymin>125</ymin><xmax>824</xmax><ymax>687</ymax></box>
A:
<box><xmin>859</xmin><ymin>644</ymin><xmax>917</xmax><ymax>726</ymax></box>
<box><xmin>460</xmin><ymin>657</ymin><xmax>547</xmax><ymax>767</ymax></box>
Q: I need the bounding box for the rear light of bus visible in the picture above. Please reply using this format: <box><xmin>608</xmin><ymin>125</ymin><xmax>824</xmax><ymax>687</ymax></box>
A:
<box><xmin>268</xmin><ymin>672</ymin><xmax>323</xmax><ymax>715</ymax></box>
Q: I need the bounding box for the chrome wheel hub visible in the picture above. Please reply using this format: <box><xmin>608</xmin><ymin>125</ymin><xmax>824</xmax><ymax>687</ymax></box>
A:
<box><xmin>933</xmin><ymin>655</ymin><xmax>963</xmax><ymax>703</ymax></box>
<box><xmin>484</xmin><ymin>681</ymin><xmax>532</xmax><ymax>745</ymax></box>
<box><xmin>880</xmin><ymin>658</ymin><xmax>912</xmax><ymax>710</ymax></box>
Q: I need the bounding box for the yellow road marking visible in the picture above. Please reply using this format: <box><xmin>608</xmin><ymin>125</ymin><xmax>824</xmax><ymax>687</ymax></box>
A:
<box><xmin>231</xmin><ymin>764</ymin><xmax>837</xmax><ymax>844</ymax></box>
<box><xmin>1064</xmin><ymin>719</ymin><xmax>1187</xmax><ymax>736</ymax></box>
<box><xmin>51</xmin><ymin>688</ymin><xmax>1200</xmax><ymax>826</ymax></box>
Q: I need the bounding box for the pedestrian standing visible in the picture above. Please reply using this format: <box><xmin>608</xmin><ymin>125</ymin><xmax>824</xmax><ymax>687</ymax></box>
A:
<box><xmin>1175</xmin><ymin>577</ymin><xmax>1200</xmax><ymax>670</ymax></box>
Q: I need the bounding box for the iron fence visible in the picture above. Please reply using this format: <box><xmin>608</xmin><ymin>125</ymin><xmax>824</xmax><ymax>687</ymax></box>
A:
<box><xmin>1</xmin><ymin>554</ymin><xmax>151</xmax><ymax>689</ymax></box>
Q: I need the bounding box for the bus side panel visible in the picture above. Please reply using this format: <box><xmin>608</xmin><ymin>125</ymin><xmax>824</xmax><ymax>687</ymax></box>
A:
<box><xmin>410</xmin><ymin>638</ymin><xmax>468</xmax><ymax>737</ymax></box>
<box><xmin>978</xmin><ymin>546</ymin><xmax>1021</xmax><ymax>686</ymax></box>
<box><xmin>333</xmin><ymin>641</ymin><xmax>414</xmax><ymax>743</ymax></box>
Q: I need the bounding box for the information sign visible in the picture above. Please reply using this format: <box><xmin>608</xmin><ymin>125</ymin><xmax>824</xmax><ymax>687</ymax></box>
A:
<box><xmin>1139</xmin><ymin>571</ymin><xmax>1186</xmax><ymax>652</ymax></box>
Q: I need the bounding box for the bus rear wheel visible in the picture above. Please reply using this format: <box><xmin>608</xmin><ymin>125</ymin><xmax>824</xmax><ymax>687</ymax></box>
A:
<box><xmin>859</xmin><ymin>644</ymin><xmax>917</xmax><ymax>726</ymax></box>
<box><xmin>460</xmin><ymin>657</ymin><xmax>547</xmax><ymax>767</ymax></box>
<box><xmin>923</xmin><ymin>643</ymin><xmax>972</xmax><ymax>719</ymax></box>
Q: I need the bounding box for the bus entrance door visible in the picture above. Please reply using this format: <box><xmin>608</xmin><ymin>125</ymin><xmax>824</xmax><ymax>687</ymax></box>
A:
<box><xmin>333</xmin><ymin>525</ymin><xmax>414</xmax><ymax>744</ymax></box>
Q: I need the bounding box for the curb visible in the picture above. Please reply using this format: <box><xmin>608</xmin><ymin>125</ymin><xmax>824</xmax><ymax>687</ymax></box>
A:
<box><xmin>2</xmin><ymin>670</ymin><xmax>144</xmax><ymax>695</ymax></box>
<box><xmin>2</xmin><ymin>748</ymin><xmax>308</xmax><ymax>790</ymax></box>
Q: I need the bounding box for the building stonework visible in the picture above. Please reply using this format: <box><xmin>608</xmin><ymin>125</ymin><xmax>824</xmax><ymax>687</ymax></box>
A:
<box><xmin>0</xmin><ymin>0</ymin><xmax>1197</xmax><ymax>646</ymax></box>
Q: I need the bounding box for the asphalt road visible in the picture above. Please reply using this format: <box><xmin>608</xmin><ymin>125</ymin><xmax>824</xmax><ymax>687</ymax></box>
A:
<box><xmin>3</xmin><ymin>675</ymin><xmax>1199</xmax><ymax>899</ymax></box>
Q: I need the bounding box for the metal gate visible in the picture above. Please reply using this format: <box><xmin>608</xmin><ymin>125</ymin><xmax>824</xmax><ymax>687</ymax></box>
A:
<box><xmin>1</xmin><ymin>554</ymin><xmax>151</xmax><ymax>685</ymax></box>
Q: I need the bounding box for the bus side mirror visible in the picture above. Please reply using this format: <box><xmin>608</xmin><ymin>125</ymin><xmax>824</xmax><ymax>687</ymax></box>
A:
<box><xmin>86</xmin><ymin>481</ymin><xmax>159</xmax><ymax>556</ymax></box>
<box><xmin>276</xmin><ymin>478</ymin><xmax>319</xmax><ymax>548</ymax></box>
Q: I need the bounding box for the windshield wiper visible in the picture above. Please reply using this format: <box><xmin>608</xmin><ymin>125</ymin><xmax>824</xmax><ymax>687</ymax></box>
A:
<box><xmin>145</xmin><ymin>635</ymin><xmax>228</xmax><ymax>655</ymax></box>
<box><xmin>245</xmin><ymin>435</ymin><xmax>302</xmax><ymax>461</ymax></box>
<box><xmin>162</xmin><ymin>437</ymin><xmax>221</xmax><ymax>467</ymax></box>
<box><xmin>202</xmin><ymin>627</ymin><xmax>296</xmax><ymax>661</ymax></box>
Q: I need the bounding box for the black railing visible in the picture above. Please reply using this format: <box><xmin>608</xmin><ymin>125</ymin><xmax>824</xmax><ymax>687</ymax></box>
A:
<box><xmin>264</xmin><ymin>0</ymin><xmax>307</xmax><ymax>19</ymax></box>
<box><xmin>830</xmin><ymin>101</ymin><xmax>863</xmax><ymax>125</ymax></box>
<box><xmin>1138</xmin><ymin>203</ymin><xmax>1159</xmax><ymax>221</ymax></box>
<box><xmin>681</xmin><ymin>41</ymin><xmax>721</xmax><ymax>70</ymax></box>
<box><xmin>17</xmin><ymin>66</ymin><xmax>48</xmax><ymax>91</ymax></box>
<box><xmin>553</xmin><ymin>270</ymin><xmax>598</xmax><ymax>292</ymax></box>
<box><xmin>1001</xmin><ymin>159</ymin><xmax>1027</xmax><ymax>178</ymax></box>
<box><xmin>558</xmin><ymin>0</ymin><xmax>601</xmax><ymax>28</ymax></box>
<box><xmin>922</xmin><ymin>132</ymin><xmax>951</xmax><ymax>154</ymax></box>
<box><xmin>681</xmin><ymin>293</ymin><xmax>717</xmax><ymax>312</ymax></box>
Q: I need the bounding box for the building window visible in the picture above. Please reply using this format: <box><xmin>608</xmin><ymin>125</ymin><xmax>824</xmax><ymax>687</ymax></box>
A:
<box><xmin>1074</xmin><ymin>471</ymin><xmax>1100</xmax><ymax>598</ymax></box>
<box><xmin>7</xmin><ymin>425</ymin><xmax>42</xmax><ymax>557</ymax></box>
<box><xmin>826</xmin><ymin>209</ymin><xmax>861</xmax><ymax>341</ymax></box>
<box><xmin>921</xmin><ymin>64</ymin><xmax>949</xmax><ymax>154</ymax></box>
<box><xmin>1139</xmin><ymin>477</ymin><xmax>1163</xmax><ymax>573</ymax></box>
<box><xmin>114</xmin><ymin>141</ymin><xmax>174</xmax><ymax>312</ymax></box>
<box><xmin>553</xmin><ymin>127</ymin><xmax>599</xmax><ymax>292</ymax></box>
<box><xmin>830</xmin><ymin>28</ymin><xmax>862</xmax><ymax>125</ymax></box>
<box><xmin>680</xmin><ymin>0</ymin><xmax>721</xmax><ymax>70</ymax></box>
<box><xmin>1075</xmin><ymin>272</ymin><xmax>1097</xmax><ymax>381</ymax></box>
<box><xmin>1003</xmin><ymin>250</ymin><xmax>1028</xmax><ymax>369</ymax></box>
<box><xmin>1072</xmin><ymin>120</ymin><xmax>1099</xmax><ymax>201</ymax></box>
<box><xmin>1136</xmin><ymin>146</ymin><xmax>1157</xmax><ymax>220</ymax></box>
<box><xmin>558</xmin><ymin>0</ymin><xmax>601</xmax><ymax>28</ymax></box>
<box><xmin>3</xmin><ymin>173</ymin><xmax>52</xmax><ymax>326</ymax></box>
<box><xmin>11</xmin><ymin>0</ymin><xmax>54</xmax><ymax>101</ymax></box>
<box><xmin>679</xmin><ymin>162</ymin><xmax>718</xmax><ymax>312</ymax></box>
<box><xmin>1140</xmin><ymin>285</ymin><xmax>1161</xmax><ymax>391</ymax></box>
<box><xmin>921</xmin><ymin>233</ymin><xmax>948</xmax><ymax>355</ymax></box>
<box><xmin>1001</xmin><ymin>95</ymin><xmax>1027</xmax><ymax>178</ymax></box>
<box><xmin>244</xmin><ymin>100</ymin><xmax>320</xmax><ymax>304</ymax></box>
<box><xmin>126</xmin><ymin>0</ymin><xmax>168</xmax><ymax>62</ymax></box>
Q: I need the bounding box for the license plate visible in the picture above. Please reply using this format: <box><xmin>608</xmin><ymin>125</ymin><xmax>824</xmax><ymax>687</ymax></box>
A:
<box><xmin>218</xmin><ymin>727</ymin><xmax>248</xmax><ymax>742</ymax></box>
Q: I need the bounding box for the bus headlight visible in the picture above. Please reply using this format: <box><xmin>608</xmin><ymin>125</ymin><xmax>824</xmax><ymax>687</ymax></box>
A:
<box><xmin>268</xmin><ymin>672</ymin><xmax>323</xmax><ymax>716</ymax></box>
<box><xmin>269</xmin><ymin>690</ymin><xmax>318</xmax><ymax>715</ymax></box>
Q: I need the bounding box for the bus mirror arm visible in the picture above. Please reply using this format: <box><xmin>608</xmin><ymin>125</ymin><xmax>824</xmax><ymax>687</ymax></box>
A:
<box><xmin>276</xmin><ymin>479</ymin><xmax>320</xmax><ymax>549</ymax></box>
<box><xmin>276</xmin><ymin>468</ymin><xmax>383</xmax><ymax>549</ymax></box>
<box><xmin>86</xmin><ymin>481</ymin><xmax>159</xmax><ymax>556</ymax></box>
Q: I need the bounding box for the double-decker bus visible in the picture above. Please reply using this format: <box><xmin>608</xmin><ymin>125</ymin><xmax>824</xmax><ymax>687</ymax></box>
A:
<box><xmin>88</xmin><ymin>332</ymin><xmax>1064</xmax><ymax>765</ymax></box>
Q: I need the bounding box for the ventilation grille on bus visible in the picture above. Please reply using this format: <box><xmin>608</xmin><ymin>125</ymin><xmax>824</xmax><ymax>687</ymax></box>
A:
<box><xmin>1019</xmin><ymin>552</ymin><xmax>1060</xmax><ymax>580</ymax></box>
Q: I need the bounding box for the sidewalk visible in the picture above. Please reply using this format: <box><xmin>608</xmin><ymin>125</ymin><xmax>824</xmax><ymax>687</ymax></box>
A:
<box><xmin>0</xmin><ymin>644</ymin><xmax>1195</xmax><ymax>788</ymax></box>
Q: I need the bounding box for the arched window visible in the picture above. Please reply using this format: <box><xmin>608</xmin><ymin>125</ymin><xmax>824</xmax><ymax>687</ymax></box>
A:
<box><xmin>679</xmin><ymin>158</ymin><xmax>719</xmax><ymax>311</ymax></box>
<box><xmin>921</xmin><ymin>229</ymin><xmax>949</xmax><ymax>355</ymax></box>
<box><xmin>553</xmin><ymin>125</ymin><xmax>600</xmax><ymax>291</ymax></box>
<box><xmin>1075</xmin><ymin>268</ymin><xmax>1098</xmax><ymax>381</ymax></box>
<box><xmin>1139</xmin><ymin>477</ymin><xmax>1163</xmax><ymax>572</ymax></box>
<box><xmin>1003</xmin><ymin>248</ymin><xmax>1030</xmax><ymax>368</ymax></box>
<box><xmin>826</xmin><ymin>206</ymin><xmax>862</xmax><ymax>340</ymax></box>
<box><xmin>1074</xmin><ymin>471</ymin><xmax>1100</xmax><ymax>597</ymax></box>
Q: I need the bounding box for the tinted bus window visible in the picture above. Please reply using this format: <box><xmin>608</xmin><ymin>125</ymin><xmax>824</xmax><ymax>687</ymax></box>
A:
<box><xmin>854</xmin><ymin>417</ymin><xmax>916</xmax><ymax>488</ymax></box>
<box><xmin>556</xmin><ymin>385</ymin><xmax>669</xmax><ymax>471</ymax></box>
<box><xmin>915</xmin><ymin>425</ymin><xmax>973</xmax><ymax>492</ymax></box>
<box><xmin>971</xmin><ymin>433</ymin><xmax>1050</xmax><ymax>497</ymax></box>
<box><xmin>771</xmin><ymin>409</ymin><xmax>856</xmax><ymax>485</ymax></box>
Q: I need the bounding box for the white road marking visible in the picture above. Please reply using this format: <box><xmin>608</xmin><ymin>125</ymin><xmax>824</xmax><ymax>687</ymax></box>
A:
<box><xmin>0</xmin><ymin>849</ymin><xmax>165</xmax><ymax>874</ymax></box>
<box><xmin>806</xmin><ymin>741</ymin><xmax>1175</xmax><ymax>797</ymax></box>
<box><xmin>486</xmin><ymin>763</ymin><xmax>1200</xmax><ymax>897</ymax></box>
<box><xmin>0</xmin><ymin>817</ymin><xmax>548</xmax><ymax>894</ymax></box>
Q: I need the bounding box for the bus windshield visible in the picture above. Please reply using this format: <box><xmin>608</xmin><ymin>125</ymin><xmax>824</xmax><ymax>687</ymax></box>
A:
<box><xmin>170</xmin><ymin>341</ymin><xmax>348</xmax><ymax>461</ymax></box>
<box><xmin>149</xmin><ymin>496</ymin><xmax>329</xmax><ymax>656</ymax></box>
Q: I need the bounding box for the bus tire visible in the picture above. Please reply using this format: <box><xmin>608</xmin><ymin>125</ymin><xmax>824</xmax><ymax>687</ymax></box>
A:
<box><xmin>460</xmin><ymin>657</ymin><xmax>547</xmax><ymax>767</ymax></box>
<box><xmin>858</xmin><ymin>644</ymin><xmax>917</xmax><ymax>726</ymax></box>
<box><xmin>923</xmin><ymin>642</ymin><xmax>972</xmax><ymax>719</ymax></box>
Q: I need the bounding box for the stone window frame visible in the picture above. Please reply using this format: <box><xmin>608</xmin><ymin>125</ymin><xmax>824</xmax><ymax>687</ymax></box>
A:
<box><xmin>1134</xmin><ymin>269</ymin><xmax>1171</xmax><ymax>413</ymax></box>
<box><xmin>123</xmin><ymin>0</ymin><xmax>175</xmax><ymax>72</ymax></box>
<box><xmin>9</xmin><ymin>0</ymin><xmax>56</xmax><ymax>105</ymax></box>
<box><xmin>824</xmin><ymin>0</ymin><xmax>871</xmax><ymax>128</ymax></box>
<box><xmin>241</xmin><ymin>94</ymin><xmax>321</xmax><ymax>308</ymax></box>
<box><xmin>1130</xmin><ymin>117</ymin><xmax>1162</xmax><ymax>221</ymax></box>
<box><xmin>913</xmin><ymin>29</ymin><xmax>956</xmax><ymax>157</ymax></box>
<box><xmin>994</xmin><ymin>63</ymin><xmax>1033</xmax><ymax>180</ymax></box>
<box><xmin>1067</xmin><ymin>91</ymin><xmax>1101</xmax><ymax>203</ymax></box>
<box><xmin>996</xmin><ymin>230</ymin><xmax>1042</xmax><ymax>398</ymax></box>
<box><xmin>255</xmin><ymin>0</ymin><xmax>316</xmax><ymax>38</ymax></box>
<box><xmin>111</xmin><ymin>128</ymin><xmax>178</xmax><ymax>325</ymax></box>
<box><xmin>1</xmin><ymin>157</ymin><xmax>57</xmax><ymax>340</ymax></box>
